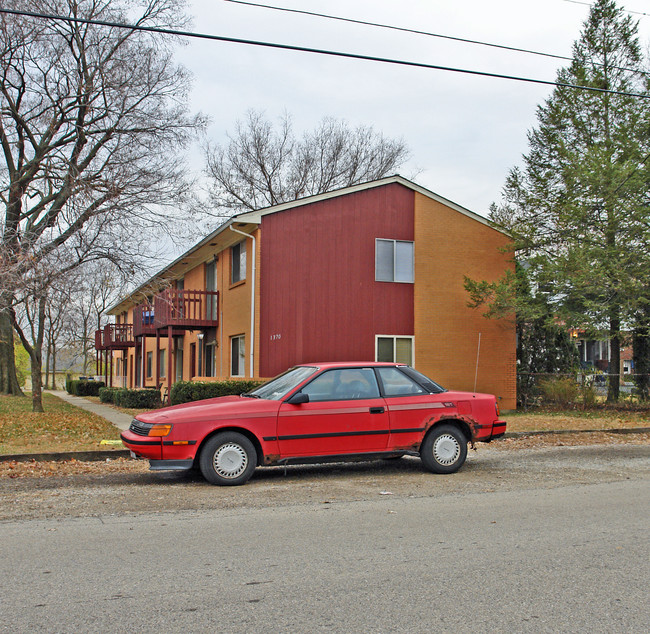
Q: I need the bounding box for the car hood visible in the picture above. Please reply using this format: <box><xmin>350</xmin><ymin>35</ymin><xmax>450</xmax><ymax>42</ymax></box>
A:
<box><xmin>135</xmin><ymin>395</ymin><xmax>281</xmax><ymax>424</ymax></box>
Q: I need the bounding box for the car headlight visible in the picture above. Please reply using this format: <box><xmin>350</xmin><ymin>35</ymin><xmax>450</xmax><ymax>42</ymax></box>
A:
<box><xmin>147</xmin><ymin>424</ymin><xmax>173</xmax><ymax>437</ymax></box>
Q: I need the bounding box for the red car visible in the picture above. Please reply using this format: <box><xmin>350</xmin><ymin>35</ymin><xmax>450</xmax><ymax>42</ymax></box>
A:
<box><xmin>121</xmin><ymin>362</ymin><xmax>506</xmax><ymax>486</ymax></box>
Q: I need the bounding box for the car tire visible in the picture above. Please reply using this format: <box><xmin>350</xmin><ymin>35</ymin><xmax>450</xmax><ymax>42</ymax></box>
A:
<box><xmin>420</xmin><ymin>424</ymin><xmax>467</xmax><ymax>474</ymax></box>
<box><xmin>199</xmin><ymin>432</ymin><xmax>257</xmax><ymax>486</ymax></box>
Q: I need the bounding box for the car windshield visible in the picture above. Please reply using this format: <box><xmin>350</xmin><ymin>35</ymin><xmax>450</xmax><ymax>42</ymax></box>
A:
<box><xmin>246</xmin><ymin>366</ymin><xmax>319</xmax><ymax>400</ymax></box>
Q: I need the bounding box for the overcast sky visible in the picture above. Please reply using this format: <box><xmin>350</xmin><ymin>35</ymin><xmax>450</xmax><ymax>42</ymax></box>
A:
<box><xmin>173</xmin><ymin>0</ymin><xmax>650</xmax><ymax>218</ymax></box>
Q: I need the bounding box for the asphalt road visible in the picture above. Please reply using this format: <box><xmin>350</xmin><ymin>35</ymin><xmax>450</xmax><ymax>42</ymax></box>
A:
<box><xmin>1</xmin><ymin>447</ymin><xmax>648</xmax><ymax>633</ymax></box>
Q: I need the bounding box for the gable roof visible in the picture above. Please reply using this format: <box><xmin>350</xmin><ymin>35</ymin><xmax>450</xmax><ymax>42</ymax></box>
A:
<box><xmin>233</xmin><ymin>174</ymin><xmax>497</xmax><ymax>229</ymax></box>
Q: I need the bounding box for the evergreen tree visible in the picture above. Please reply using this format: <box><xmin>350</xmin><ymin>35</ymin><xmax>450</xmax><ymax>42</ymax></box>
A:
<box><xmin>489</xmin><ymin>0</ymin><xmax>650</xmax><ymax>402</ymax></box>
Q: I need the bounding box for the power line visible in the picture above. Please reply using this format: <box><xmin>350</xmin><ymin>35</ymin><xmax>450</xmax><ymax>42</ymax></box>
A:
<box><xmin>1</xmin><ymin>6</ymin><xmax>649</xmax><ymax>100</ymax></box>
<box><xmin>224</xmin><ymin>0</ymin><xmax>574</xmax><ymax>65</ymax></box>
<box><xmin>224</xmin><ymin>0</ymin><xmax>649</xmax><ymax>76</ymax></box>
<box><xmin>563</xmin><ymin>0</ymin><xmax>650</xmax><ymax>18</ymax></box>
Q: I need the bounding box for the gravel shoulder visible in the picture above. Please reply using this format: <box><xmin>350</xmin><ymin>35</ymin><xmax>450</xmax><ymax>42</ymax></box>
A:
<box><xmin>2</xmin><ymin>433</ymin><xmax>648</xmax><ymax>523</ymax></box>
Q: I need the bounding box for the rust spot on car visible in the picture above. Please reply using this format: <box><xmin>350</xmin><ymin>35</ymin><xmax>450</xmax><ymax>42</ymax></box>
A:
<box><xmin>392</xmin><ymin>441</ymin><xmax>422</xmax><ymax>452</ymax></box>
<box><xmin>264</xmin><ymin>454</ymin><xmax>281</xmax><ymax>465</ymax></box>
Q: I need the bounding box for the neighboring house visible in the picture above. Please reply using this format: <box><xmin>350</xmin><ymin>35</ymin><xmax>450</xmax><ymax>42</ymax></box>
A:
<box><xmin>96</xmin><ymin>175</ymin><xmax>517</xmax><ymax>409</ymax></box>
<box><xmin>574</xmin><ymin>332</ymin><xmax>634</xmax><ymax>377</ymax></box>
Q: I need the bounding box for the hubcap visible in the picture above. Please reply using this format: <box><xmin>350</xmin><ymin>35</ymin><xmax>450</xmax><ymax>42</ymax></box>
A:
<box><xmin>213</xmin><ymin>442</ymin><xmax>248</xmax><ymax>479</ymax></box>
<box><xmin>433</xmin><ymin>434</ymin><xmax>460</xmax><ymax>465</ymax></box>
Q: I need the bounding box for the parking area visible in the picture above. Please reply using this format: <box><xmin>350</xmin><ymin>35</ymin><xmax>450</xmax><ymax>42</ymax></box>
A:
<box><xmin>1</xmin><ymin>439</ymin><xmax>648</xmax><ymax>522</ymax></box>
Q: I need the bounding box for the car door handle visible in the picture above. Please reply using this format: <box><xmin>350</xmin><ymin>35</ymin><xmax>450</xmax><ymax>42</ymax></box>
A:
<box><xmin>369</xmin><ymin>407</ymin><xmax>385</xmax><ymax>414</ymax></box>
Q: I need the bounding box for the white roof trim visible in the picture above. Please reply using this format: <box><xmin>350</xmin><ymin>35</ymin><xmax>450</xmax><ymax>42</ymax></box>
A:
<box><xmin>234</xmin><ymin>175</ymin><xmax>498</xmax><ymax>231</ymax></box>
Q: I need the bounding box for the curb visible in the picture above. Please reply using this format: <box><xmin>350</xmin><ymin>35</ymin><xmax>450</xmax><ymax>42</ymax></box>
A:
<box><xmin>503</xmin><ymin>427</ymin><xmax>650</xmax><ymax>438</ymax></box>
<box><xmin>0</xmin><ymin>450</ymin><xmax>131</xmax><ymax>463</ymax></box>
<box><xmin>1</xmin><ymin>427</ymin><xmax>648</xmax><ymax>464</ymax></box>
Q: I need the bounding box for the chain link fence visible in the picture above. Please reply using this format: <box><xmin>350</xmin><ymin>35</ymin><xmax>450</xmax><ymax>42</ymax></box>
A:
<box><xmin>517</xmin><ymin>372</ymin><xmax>650</xmax><ymax>409</ymax></box>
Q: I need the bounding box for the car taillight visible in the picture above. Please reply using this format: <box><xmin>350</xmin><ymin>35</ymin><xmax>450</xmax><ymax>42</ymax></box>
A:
<box><xmin>148</xmin><ymin>424</ymin><xmax>172</xmax><ymax>437</ymax></box>
<box><xmin>495</xmin><ymin>401</ymin><xmax>500</xmax><ymax>418</ymax></box>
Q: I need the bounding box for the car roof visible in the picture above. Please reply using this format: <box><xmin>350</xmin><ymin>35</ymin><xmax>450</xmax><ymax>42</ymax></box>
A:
<box><xmin>297</xmin><ymin>362</ymin><xmax>406</xmax><ymax>370</ymax></box>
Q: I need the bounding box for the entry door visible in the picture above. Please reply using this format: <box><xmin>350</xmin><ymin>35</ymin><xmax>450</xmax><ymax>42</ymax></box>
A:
<box><xmin>278</xmin><ymin>368</ymin><xmax>389</xmax><ymax>458</ymax></box>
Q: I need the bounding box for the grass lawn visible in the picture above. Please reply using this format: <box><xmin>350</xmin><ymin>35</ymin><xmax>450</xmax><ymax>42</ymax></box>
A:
<box><xmin>1</xmin><ymin>392</ymin><xmax>648</xmax><ymax>456</ymax></box>
<box><xmin>506</xmin><ymin>408</ymin><xmax>649</xmax><ymax>432</ymax></box>
<box><xmin>0</xmin><ymin>393</ymin><xmax>122</xmax><ymax>455</ymax></box>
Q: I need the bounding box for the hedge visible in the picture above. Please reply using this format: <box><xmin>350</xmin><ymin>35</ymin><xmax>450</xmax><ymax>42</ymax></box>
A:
<box><xmin>66</xmin><ymin>379</ymin><xmax>106</xmax><ymax>397</ymax></box>
<box><xmin>170</xmin><ymin>380</ymin><xmax>265</xmax><ymax>406</ymax></box>
<box><xmin>98</xmin><ymin>387</ymin><xmax>122</xmax><ymax>404</ymax></box>
<box><xmin>114</xmin><ymin>388</ymin><xmax>161</xmax><ymax>409</ymax></box>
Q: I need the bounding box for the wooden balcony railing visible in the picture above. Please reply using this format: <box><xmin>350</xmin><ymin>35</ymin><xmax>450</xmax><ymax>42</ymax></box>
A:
<box><xmin>153</xmin><ymin>288</ymin><xmax>219</xmax><ymax>330</ymax></box>
<box><xmin>133</xmin><ymin>303</ymin><xmax>156</xmax><ymax>337</ymax></box>
<box><xmin>103</xmin><ymin>323</ymin><xmax>134</xmax><ymax>348</ymax></box>
<box><xmin>94</xmin><ymin>329</ymin><xmax>107</xmax><ymax>351</ymax></box>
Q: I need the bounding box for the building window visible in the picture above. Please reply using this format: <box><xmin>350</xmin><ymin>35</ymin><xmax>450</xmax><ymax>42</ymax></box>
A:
<box><xmin>231</xmin><ymin>335</ymin><xmax>245</xmax><ymax>377</ymax></box>
<box><xmin>231</xmin><ymin>241</ymin><xmax>246</xmax><ymax>284</ymax></box>
<box><xmin>159</xmin><ymin>349</ymin><xmax>166</xmax><ymax>378</ymax></box>
<box><xmin>375</xmin><ymin>239</ymin><xmax>414</xmax><ymax>283</ymax></box>
<box><xmin>146</xmin><ymin>351</ymin><xmax>153</xmax><ymax>378</ymax></box>
<box><xmin>376</xmin><ymin>335</ymin><xmax>414</xmax><ymax>365</ymax></box>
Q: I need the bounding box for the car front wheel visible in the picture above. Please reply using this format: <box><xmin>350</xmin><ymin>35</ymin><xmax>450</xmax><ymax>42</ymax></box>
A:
<box><xmin>420</xmin><ymin>424</ymin><xmax>467</xmax><ymax>474</ymax></box>
<box><xmin>199</xmin><ymin>432</ymin><xmax>257</xmax><ymax>486</ymax></box>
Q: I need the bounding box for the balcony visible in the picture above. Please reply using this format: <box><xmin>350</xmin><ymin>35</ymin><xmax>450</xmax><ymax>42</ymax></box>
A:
<box><xmin>102</xmin><ymin>324</ymin><xmax>134</xmax><ymax>349</ymax></box>
<box><xmin>133</xmin><ymin>303</ymin><xmax>156</xmax><ymax>337</ymax></box>
<box><xmin>94</xmin><ymin>329</ymin><xmax>107</xmax><ymax>351</ymax></box>
<box><xmin>153</xmin><ymin>288</ymin><xmax>219</xmax><ymax>330</ymax></box>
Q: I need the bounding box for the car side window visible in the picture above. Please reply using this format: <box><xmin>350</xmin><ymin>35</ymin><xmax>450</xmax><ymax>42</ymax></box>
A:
<box><xmin>301</xmin><ymin>368</ymin><xmax>381</xmax><ymax>401</ymax></box>
<box><xmin>377</xmin><ymin>367</ymin><xmax>427</xmax><ymax>396</ymax></box>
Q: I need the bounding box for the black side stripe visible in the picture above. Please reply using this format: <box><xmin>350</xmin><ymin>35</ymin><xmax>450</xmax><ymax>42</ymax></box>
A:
<box><xmin>265</xmin><ymin>427</ymin><xmax>426</xmax><ymax>442</ymax></box>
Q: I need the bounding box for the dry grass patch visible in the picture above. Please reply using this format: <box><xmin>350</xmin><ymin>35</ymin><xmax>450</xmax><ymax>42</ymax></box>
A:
<box><xmin>505</xmin><ymin>408</ymin><xmax>649</xmax><ymax>433</ymax></box>
<box><xmin>0</xmin><ymin>393</ymin><xmax>122</xmax><ymax>455</ymax></box>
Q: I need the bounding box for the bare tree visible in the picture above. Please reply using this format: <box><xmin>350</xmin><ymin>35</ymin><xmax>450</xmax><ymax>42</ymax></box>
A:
<box><xmin>0</xmin><ymin>0</ymin><xmax>206</xmax><ymax>398</ymax></box>
<box><xmin>205</xmin><ymin>110</ymin><xmax>410</xmax><ymax>216</ymax></box>
<box><xmin>43</xmin><ymin>284</ymin><xmax>70</xmax><ymax>390</ymax></box>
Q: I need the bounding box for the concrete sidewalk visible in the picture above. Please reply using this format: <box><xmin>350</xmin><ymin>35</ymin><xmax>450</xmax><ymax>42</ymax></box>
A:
<box><xmin>52</xmin><ymin>391</ymin><xmax>133</xmax><ymax>431</ymax></box>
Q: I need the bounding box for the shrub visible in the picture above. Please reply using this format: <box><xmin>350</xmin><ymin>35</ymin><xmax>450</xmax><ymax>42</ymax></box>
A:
<box><xmin>170</xmin><ymin>380</ymin><xmax>265</xmax><ymax>405</ymax></box>
<box><xmin>75</xmin><ymin>380</ymin><xmax>106</xmax><ymax>397</ymax></box>
<box><xmin>67</xmin><ymin>379</ymin><xmax>106</xmax><ymax>396</ymax></box>
<box><xmin>99</xmin><ymin>387</ymin><xmax>122</xmax><ymax>404</ymax></box>
<box><xmin>539</xmin><ymin>377</ymin><xmax>579</xmax><ymax>407</ymax></box>
<box><xmin>113</xmin><ymin>388</ymin><xmax>161</xmax><ymax>409</ymax></box>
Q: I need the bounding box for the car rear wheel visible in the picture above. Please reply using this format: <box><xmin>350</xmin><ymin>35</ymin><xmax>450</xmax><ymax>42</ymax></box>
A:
<box><xmin>199</xmin><ymin>432</ymin><xmax>257</xmax><ymax>486</ymax></box>
<box><xmin>420</xmin><ymin>424</ymin><xmax>467</xmax><ymax>474</ymax></box>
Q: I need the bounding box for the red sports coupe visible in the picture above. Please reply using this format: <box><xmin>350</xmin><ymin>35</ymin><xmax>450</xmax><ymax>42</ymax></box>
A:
<box><xmin>120</xmin><ymin>362</ymin><xmax>506</xmax><ymax>485</ymax></box>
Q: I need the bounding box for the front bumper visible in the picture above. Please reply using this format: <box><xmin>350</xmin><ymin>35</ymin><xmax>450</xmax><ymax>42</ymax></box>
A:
<box><xmin>120</xmin><ymin>430</ymin><xmax>162</xmax><ymax>460</ymax></box>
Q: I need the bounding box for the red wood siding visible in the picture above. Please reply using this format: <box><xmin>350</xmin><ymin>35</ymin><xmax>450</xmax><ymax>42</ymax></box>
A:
<box><xmin>259</xmin><ymin>183</ymin><xmax>414</xmax><ymax>377</ymax></box>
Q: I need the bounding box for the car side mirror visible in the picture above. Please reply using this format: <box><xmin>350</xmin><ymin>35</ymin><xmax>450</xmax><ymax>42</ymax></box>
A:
<box><xmin>287</xmin><ymin>392</ymin><xmax>309</xmax><ymax>405</ymax></box>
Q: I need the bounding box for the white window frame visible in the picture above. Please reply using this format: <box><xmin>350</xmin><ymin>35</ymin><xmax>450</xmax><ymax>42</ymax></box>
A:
<box><xmin>375</xmin><ymin>239</ymin><xmax>414</xmax><ymax>283</ymax></box>
<box><xmin>375</xmin><ymin>335</ymin><xmax>415</xmax><ymax>365</ymax></box>
<box><xmin>159</xmin><ymin>349</ymin><xmax>166</xmax><ymax>378</ymax></box>
<box><xmin>231</xmin><ymin>241</ymin><xmax>247</xmax><ymax>284</ymax></box>
<box><xmin>231</xmin><ymin>335</ymin><xmax>246</xmax><ymax>377</ymax></box>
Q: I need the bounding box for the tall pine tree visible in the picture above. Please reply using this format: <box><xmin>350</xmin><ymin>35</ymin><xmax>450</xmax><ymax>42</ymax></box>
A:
<box><xmin>489</xmin><ymin>0</ymin><xmax>650</xmax><ymax>402</ymax></box>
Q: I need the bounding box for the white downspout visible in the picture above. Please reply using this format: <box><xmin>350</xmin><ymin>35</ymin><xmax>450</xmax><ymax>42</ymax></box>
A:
<box><xmin>229</xmin><ymin>226</ymin><xmax>256</xmax><ymax>377</ymax></box>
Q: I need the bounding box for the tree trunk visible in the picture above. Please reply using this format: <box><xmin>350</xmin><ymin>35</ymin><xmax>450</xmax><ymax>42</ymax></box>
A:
<box><xmin>44</xmin><ymin>341</ymin><xmax>51</xmax><ymax>390</ymax></box>
<box><xmin>607</xmin><ymin>316</ymin><xmax>621</xmax><ymax>403</ymax></box>
<box><xmin>0</xmin><ymin>308</ymin><xmax>23</xmax><ymax>396</ymax></box>
<box><xmin>30</xmin><ymin>351</ymin><xmax>44</xmax><ymax>413</ymax></box>
<box><xmin>52</xmin><ymin>346</ymin><xmax>57</xmax><ymax>390</ymax></box>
